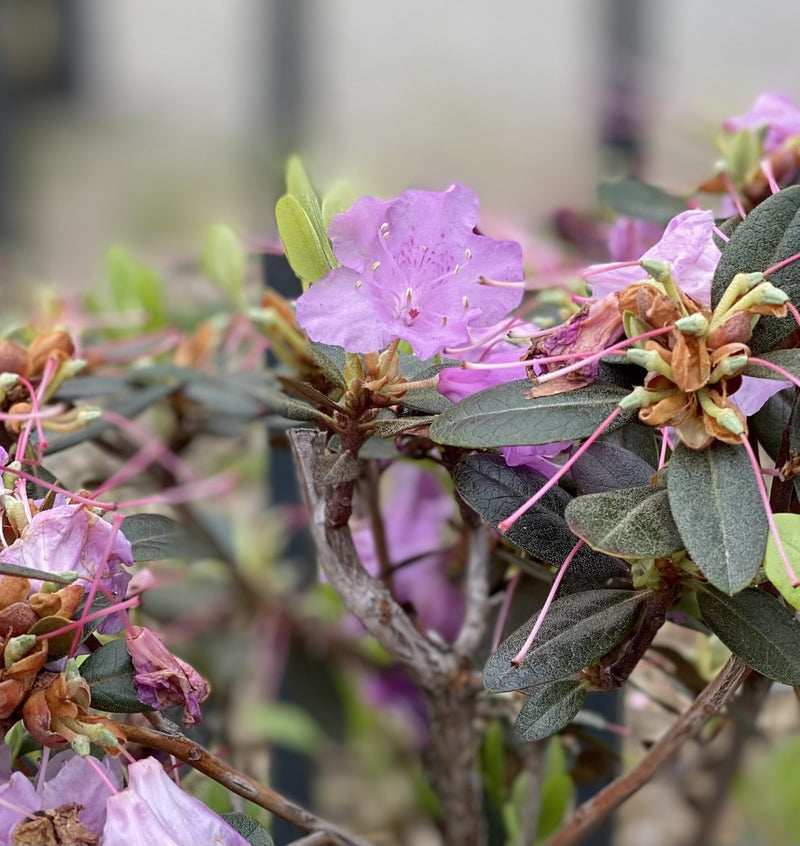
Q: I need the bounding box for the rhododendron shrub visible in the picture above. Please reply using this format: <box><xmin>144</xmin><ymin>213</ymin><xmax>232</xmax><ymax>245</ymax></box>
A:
<box><xmin>3</xmin><ymin>94</ymin><xmax>800</xmax><ymax>846</ymax></box>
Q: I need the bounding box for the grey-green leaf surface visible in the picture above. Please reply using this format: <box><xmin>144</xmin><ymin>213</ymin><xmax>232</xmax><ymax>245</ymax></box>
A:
<box><xmin>570</xmin><ymin>441</ymin><xmax>656</xmax><ymax>494</ymax></box>
<box><xmin>565</xmin><ymin>486</ymin><xmax>684</xmax><ymax>559</ymax></box>
<box><xmin>743</xmin><ymin>349</ymin><xmax>800</xmax><ymax>381</ymax></box>
<box><xmin>667</xmin><ymin>441</ymin><xmax>766</xmax><ymax>594</ymax></box>
<box><xmin>711</xmin><ymin>185</ymin><xmax>800</xmax><ymax>354</ymax></box>
<box><xmin>515</xmin><ymin>680</ymin><xmax>588</xmax><ymax>741</ymax></box>
<box><xmin>455</xmin><ymin>454</ymin><xmax>625</xmax><ymax>580</ymax></box>
<box><xmin>483</xmin><ymin>589</ymin><xmax>646</xmax><ymax>692</ymax></box>
<box><xmin>430</xmin><ymin>382</ymin><xmax>634</xmax><ymax>448</ymax></box>
<box><xmin>698</xmin><ymin>587</ymin><xmax>800</xmax><ymax>684</ymax></box>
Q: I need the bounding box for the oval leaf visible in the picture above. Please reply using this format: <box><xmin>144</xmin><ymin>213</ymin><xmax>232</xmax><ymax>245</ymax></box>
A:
<box><xmin>430</xmin><ymin>382</ymin><xmax>633</xmax><ymax>448</ymax></box>
<box><xmin>80</xmin><ymin>638</ymin><xmax>151</xmax><ymax>713</ymax></box>
<box><xmin>275</xmin><ymin>194</ymin><xmax>331</xmax><ymax>289</ymax></box>
<box><xmin>565</xmin><ymin>486</ymin><xmax>684</xmax><ymax>560</ymax></box>
<box><xmin>515</xmin><ymin>680</ymin><xmax>588</xmax><ymax>742</ymax></box>
<box><xmin>286</xmin><ymin>156</ymin><xmax>336</xmax><ymax>267</ymax></box>
<box><xmin>455</xmin><ymin>453</ymin><xmax>625</xmax><ymax>582</ymax></box>
<box><xmin>570</xmin><ymin>440</ymin><xmax>656</xmax><ymax>494</ymax></box>
<box><xmin>483</xmin><ymin>588</ymin><xmax>646</xmax><ymax>692</ymax></box>
<box><xmin>667</xmin><ymin>441</ymin><xmax>766</xmax><ymax>594</ymax></box>
<box><xmin>764</xmin><ymin>513</ymin><xmax>800</xmax><ymax>609</ymax></box>
<box><xmin>598</xmin><ymin>177</ymin><xmax>687</xmax><ymax>224</ymax></box>
<box><xmin>711</xmin><ymin>185</ymin><xmax>800</xmax><ymax>354</ymax></box>
<box><xmin>698</xmin><ymin>586</ymin><xmax>800</xmax><ymax>684</ymax></box>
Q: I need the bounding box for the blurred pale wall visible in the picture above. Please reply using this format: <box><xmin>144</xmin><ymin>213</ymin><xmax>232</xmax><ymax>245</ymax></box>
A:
<box><xmin>3</xmin><ymin>0</ymin><xmax>800</xmax><ymax>291</ymax></box>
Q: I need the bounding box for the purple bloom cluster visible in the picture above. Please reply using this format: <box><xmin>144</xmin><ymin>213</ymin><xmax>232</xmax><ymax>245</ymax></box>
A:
<box><xmin>295</xmin><ymin>184</ymin><xmax>524</xmax><ymax>358</ymax></box>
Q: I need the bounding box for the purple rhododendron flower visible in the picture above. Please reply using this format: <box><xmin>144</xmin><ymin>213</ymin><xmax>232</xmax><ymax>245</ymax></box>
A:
<box><xmin>295</xmin><ymin>184</ymin><xmax>524</xmax><ymax>358</ymax></box>
<box><xmin>102</xmin><ymin>757</ymin><xmax>249</xmax><ymax>846</ymax></box>
<box><xmin>723</xmin><ymin>92</ymin><xmax>800</xmax><ymax>153</ymax></box>
<box><xmin>732</xmin><ymin>375</ymin><xmax>791</xmax><ymax>416</ymax></box>
<box><xmin>0</xmin><ymin>504</ymin><xmax>132</xmax><ymax>633</ymax></box>
<box><xmin>607</xmin><ymin>216</ymin><xmax>665</xmax><ymax>262</ymax></box>
<box><xmin>125</xmin><ymin>626</ymin><xmax>210</xmax><ymax>725</ymax></box>
<box><xmin>585</xmin><ymin>209</ymin><xmax>720</xmax><ymax>303</ymax></box>
<box><xmin>0</xmin><ymin>753</ymin><xmax>121</xmax><ymax>843</ymax></box>
<box><xmin>351</xmin><ymin>462</ymin><xmax>464</xmax><ymax>641</ymax></box>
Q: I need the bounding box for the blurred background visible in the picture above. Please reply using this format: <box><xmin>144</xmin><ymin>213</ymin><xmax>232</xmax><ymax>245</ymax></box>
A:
<box><xmin>3</xmin><ymin>3</ymin><xmax>800</xmax><ymax>845</ymax></box>
<box><xmin>1</xmin><ymin>0</ymin><xmax>799</xmax><ymax>296</ymax></box>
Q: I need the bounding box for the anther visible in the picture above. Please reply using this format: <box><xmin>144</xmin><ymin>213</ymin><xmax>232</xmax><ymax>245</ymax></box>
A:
<box><xmin>354</xmin><ymin>280</ymin><xmax>363</xmax><ymax>289</ymax></box>
<box><xmin>465</xmin><ymin>248</ymin><xmax>472</xmax><ymax>260</ymax></box>
<box><xmin>371</xmin><ymin>261</ymin><xmax>381</xmax><ymax>272</ymax></box>
<box><xmin>462</xmin><ymin>296</ymin><xmax>470</xmax><ymax>309</ymax></box>
<box><xmin>453</xmin><ymin>264</ymin><xmax>460</xmax><ymax>275</ymax></box>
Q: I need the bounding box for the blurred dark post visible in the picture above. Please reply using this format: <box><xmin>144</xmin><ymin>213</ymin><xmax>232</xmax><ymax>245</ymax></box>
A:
<box><xmin>577</xmin><ymin>4</ymin><xmax>648</xmax><ymax>846</ymax></box>
<box><xmin>260</xmin><ymin>4</ymin><xmax>316</xmax><ymax>844</ymax></box>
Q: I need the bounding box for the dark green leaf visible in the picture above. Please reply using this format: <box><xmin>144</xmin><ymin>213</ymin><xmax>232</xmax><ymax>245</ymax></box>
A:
<box><xmin>598</xmin><ymin>178</ymin><xmax>687</xmax><ymax>224</ymax></box>
<box><xmin>515</xmin><ymin>680</ymin><xmax>588</xmax><ymax>741</ymax></box>
<box><xmin>483</xmin><ymin>589</ymin><xmax>646</xmax><ymax>692</ymax></box>
<box><xmin>711</xmin><ymin>185</ymin><xmax>800</xmax><ymax>354</ymax></box>
<box><xmin>429</xmin><ymin>382</ymin><xmax>634</xmax><ymax>448</ymax></box>
<box><xmin>751</xmin><ymin>387</ymin><xmax>794</xmax><ymax>461</ymax></box>
<box><xmin>371</xmin><ymin>415</ymin><xmax>437</xmax><ymax>438</ymax></box>
<box><xmin>220</xmin><ymin>813</ymin><xmax>274</xmax><ymax>846</ymax></box>
<box><xmin>80</xmin><ymin>638</ymin><xmax>151</xmax><ymax>713</ymax></box>
<box><xmin>0</xmin><ymin>563</ymin><xmax>75</xmax><ymax>585</ymax></box>
<box><xmin>570</xmin><ymin>441</ymin><xmax>656</xmax><ymax>494</ymax></box>
<box><xmin>121</xmin><ymin>514</ymin><xmax>199</xmax><ymax>561</ymax></box>
<box><xmin>565</xmin><ymin>486</ymin><xmax>684</xmax><ymax>559</ymax></box>
<box><xmin>698</xmin><ymin>587</ymin><xmax>800</xmax><ymax>684</ymax></box>
<box><xmin>667</xmin><ymin>441</ymin><xmax>766</xmax><ymax>594</ymax></box>
<box><xmin>454</xmin><ymin>454</ymin><xmax>625</xmax><ymax>580</ymax></box>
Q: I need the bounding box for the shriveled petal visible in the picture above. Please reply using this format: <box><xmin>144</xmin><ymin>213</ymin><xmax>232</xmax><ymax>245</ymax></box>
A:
<box><xmin>0</xmin><ymin>772</ymin><xmax>41</xmax><ymax>843</ymax></box>
<box><xmin>41</xmin><ymin>753</ymin><xmax>120</xmax><ymax>837</ymax></box>
<box><xmin>104</xmin><ymin>758</ymin><xmax>249</xmax><ymax>846</ymax></box>
<box><xmin>585</xmin><ymin>210</ymin><xmax>720</xmax><ymax>303</ymax></box>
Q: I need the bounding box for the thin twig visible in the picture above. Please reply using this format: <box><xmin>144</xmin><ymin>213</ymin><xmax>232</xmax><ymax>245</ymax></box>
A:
<box><xmin>119</xmin><ymin>721</ymin><xmax>375</xmax><ymax>846</ymax></box>
<box><xmin>545</xmin><ymin>655</ymin><xmax>751</xmax><ymax>846</ymax></box>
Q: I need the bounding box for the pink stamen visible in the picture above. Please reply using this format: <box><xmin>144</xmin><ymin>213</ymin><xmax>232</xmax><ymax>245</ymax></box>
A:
<box><xmin>711</xmin><ymin>225</ymin><xmax>730</xmax><ymax>243</ymax></box>
<box><xmin>747</xmin><ymin>357</ymin><xmax>800</xmax><ymax>391</ymax></box>
<box><xmin>85</xmin><ymin>755</ymin><xmax>119</xmax><ymax>794</ymax></box>
<box><xmin>478</xmin><ymin>278</ymin><xmax>526</xmax><ymax>289</ymax></box>
<box><xmin>510</xmin><ymin>540</ymin><xmax>584</xmax><ymax>665</ymax></box>
<box><xmin>761</xmin><ymin>158</ymin><xmax>781</xmax><ymax>195</ymax></box>
<box><xmin>491</xmin><ymin>569</ymin><xmax>522</xmax><ymax>653</ymax></box>
<box><xmin>534</xmin><ymin>325</ymin><xmax>674</xmax><ymax>386</ymax></box>
<box><xmin>113</xmin><ymin>472</ymin><xmax>236</xmax><ymax>510</ymax></box>
<box><xmin>498</xmin><ymin>407</ymin><xmax>623</xmax><ymax>533</ymax></box>
<box><xmin>740</xmin><ymin>435</ymin><xmax>799</xmax><ymax>587</ymax></box>
<box><xmin>69</xmin><ymin>512</ymin><xmax>126</xmax><ymax>658</ymax></box>
<box><xmin>763</xmin><ymin>250</ymin><xmax>800</xmax><ymax>277</ymax></box>
<box><xmin>721</xmin><ymin>171</ymin><xmax>747</xmax><ymax>219</ymax></box>
<box><xmin>582</xmin><ymin>260</ymin><xmax>642</xmax><ymax>278</ymax></box>
<box><xmin>36</xmin><ymin>596</ymin><xmax>140</xmax><ymax>643</ymax></box>
<box><xmin>786</xmin><ymin>301</ymin><xmax>800</xmax><ymax>327</ymax></box>
<box><xmin>36</xmin><ymin>746</ymin><xmax>51</xmax><ymax>792</ymax></box>
<box><xmin>0</xmin><ymin>466</ymin><xmax>115</xmax><ymax>510</ymax></box>
<box><xmin>658</xmin><ymin>429</ymin><xmax>671</xmax><ymax>470</ymax></box>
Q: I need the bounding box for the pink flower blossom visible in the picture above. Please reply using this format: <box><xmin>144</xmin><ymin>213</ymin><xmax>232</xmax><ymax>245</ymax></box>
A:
<box><xmin>607</xmin><ymin>216</ymin><xmax>665</xmax><ymax>262</ymax></box>
<box><xmin>125</xmin><ymin>626</ymin><xmax>210</xmax><ymax>725</ymax></box>
<box><xmin>295</xmin><ymin>184</ymin><xmax>524</xmax><ymax>358</ymax></box>
<box><xmin>102</xmin><ymin>757</ymin><xmax>249</xmax><ymax>846</ymax></box>
<box><xmin>723</xmin><ymin>92</ymin><xmax>800</xmax><ymax>153</ymax></box>
<box><xmin>584</xmin><ymin>209</ymin><xmax>720</xmax><ymax>303</ymax></box>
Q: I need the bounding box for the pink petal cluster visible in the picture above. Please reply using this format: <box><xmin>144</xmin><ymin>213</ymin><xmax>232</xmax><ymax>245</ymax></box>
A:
<box><xmin>723</xmin><ymin>92</ymin><xmax>800</xmax><ymax>153</ymax></box>
<box><xmin>125</xmin><ymin>626</ymin><xmax>210</xmax><ymax>725</ymax></box>
<box><xmin>584</xmin><ymin>209</ymin><xmax>721</xmax><ymax>303</ymax></box>
<box><xmin>295</xmin><ymin>184</ymin><xmax>524</xmax><ymax>358</ymax></box>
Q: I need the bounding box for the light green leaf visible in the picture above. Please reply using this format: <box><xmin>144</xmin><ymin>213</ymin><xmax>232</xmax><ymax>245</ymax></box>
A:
<box><xmin>286</xmin><ymin>156</ymin><xmax>336</xmax><ymax>267</ymax></box>
<box><xmin>241</xmin><ymin>702</ymin><xmax>324</xmax><ymax>754</ymax></box>
<box><xmin>203</xmin><ymin>224</ymin><xmax>247</xmax><ymax>307</ymax></box>
<box><xmin>429</xmin><ymin>382</ymin><xmax>634</xmax><ymax>448</ymax></box>
<box><xmin>322</xmin><ymin>181</ymin><xmax>357</xmax><ymax>227</ymax></box>
<box><xmin>667</xmin><ymin>441</ymin><xmax>766</xmax><ymax>594</ymax></box>
<box><xmin>275</xmin><ymin>194</ymin><xmax>332</xmax><ymax>290</ymax></box>
<box><xmin>764</xmin><ymin>512</ymin><xmax>800</xmax><ymax>608</ymax></box>
<box><xmin>106</xmin><ymin>245</ymin><xmax>165</xmax><ymax>329</ymax></box>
